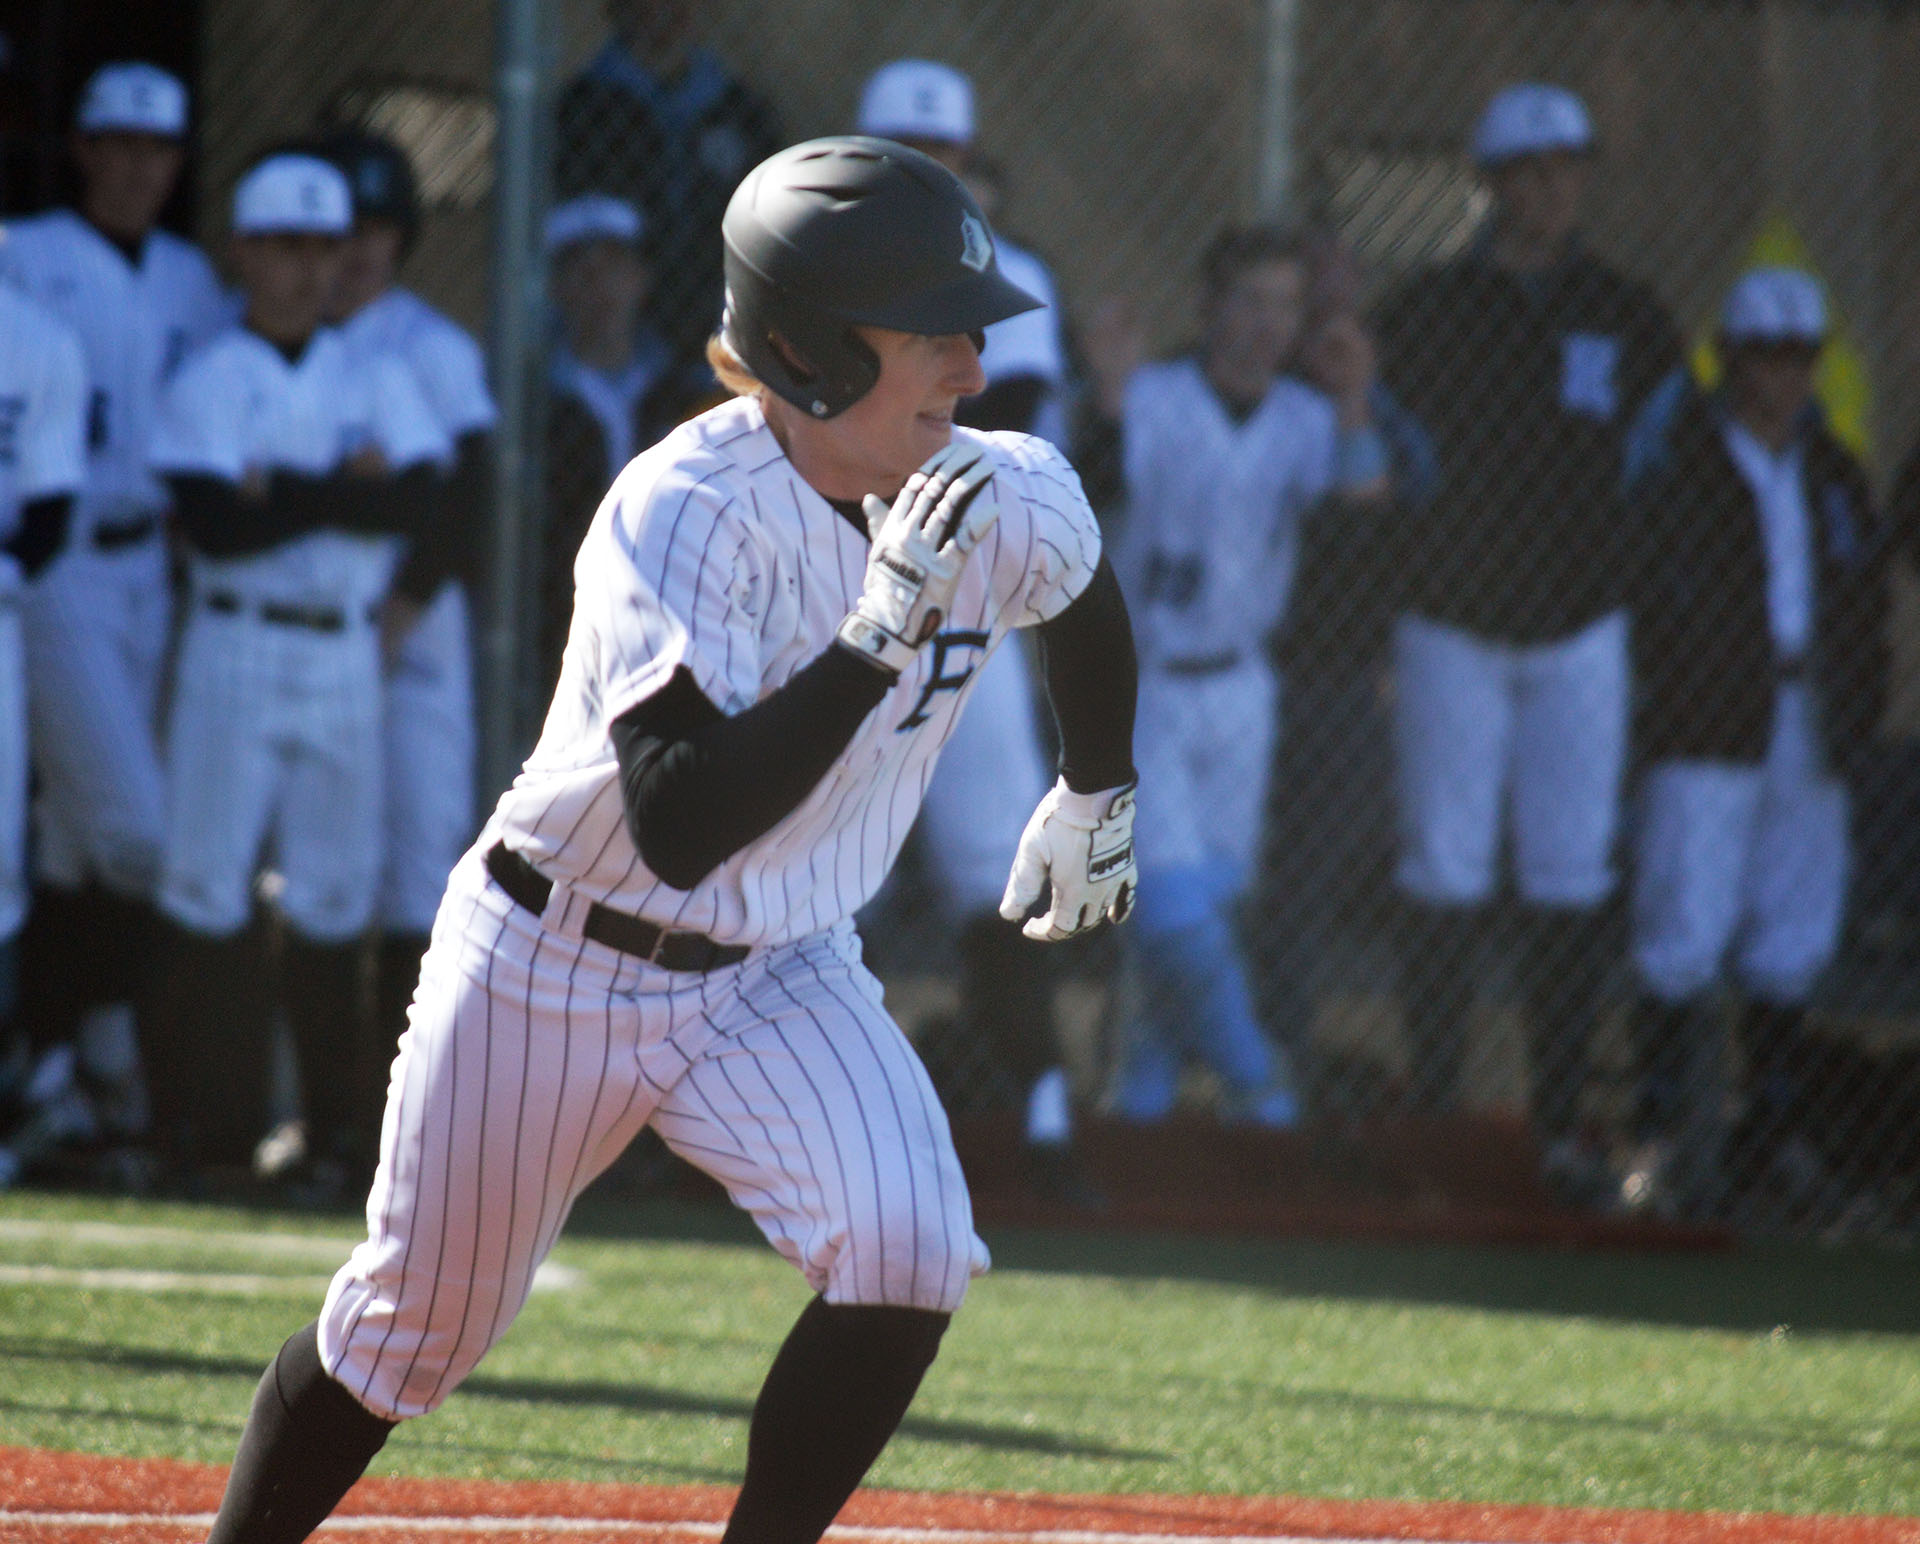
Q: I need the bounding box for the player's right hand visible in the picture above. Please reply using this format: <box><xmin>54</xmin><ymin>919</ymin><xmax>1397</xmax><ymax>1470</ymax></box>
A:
<box><xmin>835</xmin><ymin>441</ymin><xmax>999</xmax><ymax>677</ymax></box>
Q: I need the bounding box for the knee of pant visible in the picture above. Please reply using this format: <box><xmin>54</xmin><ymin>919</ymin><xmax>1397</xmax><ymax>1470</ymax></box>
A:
<box><xmin>1396</xmin><ymin>851</ymin><xmax>1495</xmax><ymax>909</ymax></box>
<box><xmin>1633</xmin><ymin>936</ymin><xmax>1722</xmax><ymax>1006</ymax></box>
<box><xmin>158</xmin><ymin>879</ymin><xmax>254</xmax><ymax>940</ymax></box>
<box><xmin>1133</xmin><ymin>862</ymin><xmax>1234</xmax><ymax>938</ymax></box>
<box><xmin>820</xmin><ymin>1199</ymin><xmax>986</xmax><ymax>1315</ymax></box>
<box><xmin>1512</xmin><ymin>848</ymin><xmax>1620</xmax><ymax>910</ymax></box>
<box><xmin>279</xmin><ymin>878</ymin><xmax>379</xmax><ymax>944</ymax></box>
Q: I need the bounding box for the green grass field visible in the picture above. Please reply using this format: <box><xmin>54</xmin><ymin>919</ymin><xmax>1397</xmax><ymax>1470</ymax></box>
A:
<box><xmin>3</xmin><ymin>1187</ymin><xmax>1918</xmax><ymax>1518</ymax></box>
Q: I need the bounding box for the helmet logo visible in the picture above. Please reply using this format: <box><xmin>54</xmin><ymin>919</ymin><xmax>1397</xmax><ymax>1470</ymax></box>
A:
<box><xmin>959</xmin><ymin>213</ymin><xmax>992</xmax><ymax>273</ymax></box>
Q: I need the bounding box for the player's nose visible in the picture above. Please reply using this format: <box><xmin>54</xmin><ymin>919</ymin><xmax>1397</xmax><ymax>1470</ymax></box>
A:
<box><xmin>943</xmin><ymin>333</ymin><xmax>987</xmax><ymax>394</ymax></box>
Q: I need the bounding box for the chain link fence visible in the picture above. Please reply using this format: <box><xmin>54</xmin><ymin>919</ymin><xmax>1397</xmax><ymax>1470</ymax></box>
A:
<box><xmin>13</xmin><ymin>0</ymin><xmax>1920</xmax><ymax>1238</ymax></box>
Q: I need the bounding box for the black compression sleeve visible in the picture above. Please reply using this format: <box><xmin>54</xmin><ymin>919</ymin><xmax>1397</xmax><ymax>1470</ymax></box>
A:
<box><xmin>609</xmin><ymin>646</ymin><xmax>893</xmax><ymax>890</ymax></box>
<box><xmin>7</xmin><ymin>494</ymin><xmax>72</xmax><ymax>579</ymax></box>
<box><xmin>956</xmin><ymin>375</ymin><xmax>1047</xmax><ymax>435</ymax></box>
<box><xmin>393</xmin><ymin>431</ymin><xmax>489</xmax><ymax>602</ymax></box>
<box><xmin>1035</xmin><ymin>556</ymin><xmax>1137</xmax><ymax>792</ymax></box>
<box><xmin>168</xmin><ymin>474</ymin><xmax>320</xmax><ymax>556</ymax></box>
<box><xmin>272</xmin><ymin>463</ymin><xmax>438</xmax><ymax>539</ymax></box>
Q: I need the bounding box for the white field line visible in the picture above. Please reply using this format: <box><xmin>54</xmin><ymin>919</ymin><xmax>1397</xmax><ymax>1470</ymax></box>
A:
<box><xmin>0</xmin><ymin>1518</ymin><xmax>1440</xmax><ymax>1544</ymax></box>
<box><xmin>0</xmin><ymin>1218</ymin><xmax>580</xmax><ymax>1293</ymax></box>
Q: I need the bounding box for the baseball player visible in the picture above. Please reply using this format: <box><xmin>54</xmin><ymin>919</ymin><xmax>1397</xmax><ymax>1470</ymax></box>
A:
<box><xmin>0</xmin><ymin>288</ymin><xmax>86</xmax><ymax>1188</ymax></box>
<box><xmin>202</xmin><ymin>137</ymin><xmax>1137</xmax><ymax>1544</ymax></box>
<box><xmin>1087</xmin><ymin>225</ymin><xmax>1388</xmax><ymax>1125</ymax></box>
<box><xmin>854</xmin><ymin>59</ymin><xmax>1093</xmax><ymax>1192</ymax></box>
<box><xmin>1372</xmin><ymin>84</ymin><xmax>1681</xmax><ymax>1201</ymax></box>
<box><xmin>315</xmin><ymin>128</ymin><xmax>500</xmax><ymax>1156</ymax></box>
<box><xmin>0</xmin><ymin>61</ymin><xmax>229</xmax><ymax>1140</ymax></box>
<box><xmin>143</xmin><ymin>152</ymin><xmax>447</xmax><ymax>1189</ymax></box>
<box><xmin>1622</xmin><ymin>269</ymin><xmax>1885</xmax><ymax>1221</ymax></box>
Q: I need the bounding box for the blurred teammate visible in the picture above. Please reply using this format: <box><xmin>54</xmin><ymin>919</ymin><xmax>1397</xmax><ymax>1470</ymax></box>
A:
<box><xmin>144</xmin><ymin>152</ymin><xmax>446</xmax><ymax>1188</ymax></box>
<box><xmin>542</xmin><ymin>193</ymin><xmax>714</xmax><ymax>691</ymax></box>
<box><xmin>317</xmin><ymin>128</ymin><xmax>498</xmax><ymax>1160</ymax></box>
<box><xmin>853</xmin><ymin>59</ymin><xmax>1094</xmax><ymax>1195</ymax></box>
<box><xmin>1623</xmin><ymin>270</ymin><xmax>1885</xmax><ymax>1221</ymax></box>
<box><xmin>0</xmin><ymin>62</ymin><xmax>228</xmax><ymax>1157</ymax></box>
<box><xmin>1088</xmin><ymin>226</ymin><xmax>1389</xmax><ymax>1124</ymax></box>
<box><xmin>1372</xmin><ymin>84</ymin><xmax>1680</xmax><ymax>1200</ymax></box>
<box><xmin>0</xmin><ymin>288</ymin><xmax>86</xmax><ymax>1188</ymax></box>
<box><xmin>555</xmin><ymin>0</ymin><xmax>782</xmax><ymax>365</ymax></box>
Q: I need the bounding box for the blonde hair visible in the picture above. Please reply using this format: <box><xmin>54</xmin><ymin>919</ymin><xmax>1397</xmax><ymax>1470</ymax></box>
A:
<box><xmin>706</xmin><ymin>333</ymin><xmax>764</xmax><ymax>400</ymax></box>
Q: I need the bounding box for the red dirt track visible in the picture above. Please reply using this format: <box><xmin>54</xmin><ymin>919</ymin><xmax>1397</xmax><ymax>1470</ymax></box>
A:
<box><xmin>5</xmin><ymin>1447</ymin><xmax>1916</xmax><ymax>1544</ymax></box>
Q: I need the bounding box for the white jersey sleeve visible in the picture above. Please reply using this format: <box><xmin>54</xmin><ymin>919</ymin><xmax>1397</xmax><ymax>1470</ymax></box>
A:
<box><xmin>14</xmin><ymin>304</ymin><xmax>87</xmax><ymax>503</ymax></box>
<box><xmin>366</xmin><ymin>355</ymin><xmax>453</xmax><ymax>471</ymax></box>
<box><xmin>970</xmin><ymin>429</ymin><xmax>1103</xmax><ymax>629</ymax></box>
<box><xmin>590</xmin><ymin>456</ymin><xmax>770</xmax><ymax>724</ymax></box>
<box><xmin>408</xmin><ymin>320</ymin><xmax>497</xmax><ymax>439</ymax></box>
<box><xmin>149</xmin><ymin>343</ymin><xmax>246</xmax><ymax>483</ymax></box>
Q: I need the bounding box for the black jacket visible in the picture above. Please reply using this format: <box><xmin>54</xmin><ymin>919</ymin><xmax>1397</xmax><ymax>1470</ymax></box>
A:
<box><xmin>556</xmin><ymin>47</ymin><xmax>782</xmax><ymax>364</ymax></box>
<box><xmin>1374</xmin><ymin>243</ymin><xmax>1681</xmax><ymax>642</ymax></box>
<box><xmin>1627</xmin><ymin>385</ymin><xmax>1886</xmax><ymax>772</ymax></box>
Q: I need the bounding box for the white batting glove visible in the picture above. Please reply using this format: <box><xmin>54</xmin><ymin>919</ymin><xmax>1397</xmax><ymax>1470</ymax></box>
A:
<box><xmin>999</xmin><ymin>778</ymin><xmax>1138</xmax><ymax>942</ymax></box>
<box><xmin>836</xmin><ymin>442</ymin><xmax>1000</xmax><ymax>676</ymax></box>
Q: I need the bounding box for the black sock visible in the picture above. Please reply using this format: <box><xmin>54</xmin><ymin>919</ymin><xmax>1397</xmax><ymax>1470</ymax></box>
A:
<box><xmin>207</xmin><ymin>1320</ymin><xmax>395</xmax><ymax>1544</ymax></box>
<box><xmin>721</xmin><ymin>1298</ymin><xmax>950</xmax><ymax>1544</ymax></box>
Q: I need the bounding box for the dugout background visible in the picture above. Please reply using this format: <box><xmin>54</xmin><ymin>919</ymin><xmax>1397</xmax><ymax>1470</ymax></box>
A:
<box><xmin>15</xmin><ymin>0</ymin><xmax>1920</xmax><ymax>1239</ymax></box>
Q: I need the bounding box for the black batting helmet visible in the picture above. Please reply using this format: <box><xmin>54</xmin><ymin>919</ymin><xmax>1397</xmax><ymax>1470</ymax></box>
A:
<box><xmin>720</xmin><ymin>135</ymin><xmax>1041</xmax><ymax>419</ymax></box>
<box><xmin>313</xmin><ymin>127</ymin><xmax>420</xmax><ymax>251</ymax></box>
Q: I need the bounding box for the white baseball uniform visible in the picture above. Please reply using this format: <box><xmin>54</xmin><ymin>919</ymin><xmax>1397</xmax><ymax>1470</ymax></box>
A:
<box><xmin>0</xmin><ymin>290</ymin><xmax>87</xmax><ymax>938</ymax></box>
<box><xmin>0</xmin><ymin>210</ymin><xmax>229</xmax><ymax>896</ymax></box>
<box><xmin>336</xmin><ymin>286</ymin><xmax>498</xmax><ymax>933</ymax></box>
<box><xmin>1394</xmin><ymin>609</ymin><xmax>1629</xmax><ymax>908</ymax></box>
<box><xmin>149</xmin><ymin>324</ymin><xmax>447</xmax><ymax>941</ymax></box>
<box><xmin>1111</xmin><ymin>358</ymin><xmax>1337</xmax><ymax>889</ymax></box>
<box><xmin>316</xmin><ymin>398</ymin><xmax>1101</xmax><ymax>1420</ymax></box>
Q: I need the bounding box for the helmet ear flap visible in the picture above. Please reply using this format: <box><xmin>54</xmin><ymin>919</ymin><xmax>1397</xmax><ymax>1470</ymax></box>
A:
<box><xmin>723</xmin><ymin>268</ymin><xmax>880</xmax><ymax>418</ymax></box>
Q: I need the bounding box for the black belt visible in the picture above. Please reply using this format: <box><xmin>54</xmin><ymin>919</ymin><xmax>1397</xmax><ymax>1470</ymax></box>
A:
<box><xmin>485</xmin><ymin>841</ymin><xmax>749</xmax><ymax>972</ymax></box>
<box><xmin>1159</xmin><ymin>650</ymin><xmax>1244</xmax><ymax>677</ymax></box>
<box><xmin>204</xmin><ymin>591</ymin><xmax>352</xmax><ymax>633</ymax></box>
<box><xmin>92</xmin><ymin>515</ymin><xmax>159</xmax><ymax>550</ymax></box>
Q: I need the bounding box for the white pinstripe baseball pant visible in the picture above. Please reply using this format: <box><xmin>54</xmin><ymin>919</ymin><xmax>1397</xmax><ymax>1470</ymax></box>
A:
<box><xmin>319</xmin><ymin>841</ymin><xmax>987</xmax><ymax>1421</ymax></box>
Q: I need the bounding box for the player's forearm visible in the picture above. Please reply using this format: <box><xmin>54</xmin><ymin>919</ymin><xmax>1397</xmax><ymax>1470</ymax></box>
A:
<box><xmin>6</xmin><ymin>494</ymin><xmax>73</xmax><ymax>579</ymax></box>
<box><xmin>392</xmin><ymin>431</ymin><xmax>489</xmax><ymax>602</ymax></box>
<box><xmin>1035</xmin><ymin>556</ymin><xmax>1137</xmax><ymax>793</ymax></box>
<box><xmin>610</xmin><ymin>648</ymin><xmax>894</xmax><ymax>890</ymax></box>
<box><xmin>273</xmin><ymin>463</ymin><xmax>441</xmax><ymax>539</ymax></box>
<box><xmin>167</xmin><ymin>473</ymin><xmax>323</xmax><ymax>557</ymax></box>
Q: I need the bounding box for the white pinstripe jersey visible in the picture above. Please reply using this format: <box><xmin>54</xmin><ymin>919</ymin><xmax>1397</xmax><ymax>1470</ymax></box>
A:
<box><xmin>337</xmin><ymin>287</ymin><xmax>498</xmax><ymax>450</ymax></box>
<box><xmin>490</xmin><ymin>396</ymin><xmax>1102</xmax><ymax>949</ymax></box>
<box><xmin>1111</xmin><ymin>358</ymin><xmax>1337</xmax><ymax>665</ymax></box>
<box><xmin>0</xmin><ymin>211</ymin><xmax>228</xmax><ymax>533</ymax></box>
<box><xmin>0</xmin><ymin>288</ymin><xmax>86</xmax><ymax>594</ymax></box>
<box><xmin>149</xmin><ymin>325</ymin><xmax>448</xmax><ymax>616</ymax></box>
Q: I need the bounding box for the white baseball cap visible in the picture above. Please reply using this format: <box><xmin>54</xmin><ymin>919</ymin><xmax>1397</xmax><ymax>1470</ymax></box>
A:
<box><xmin>544</xmin><ymin>193</ymin><xmax>645</xmax><ymax>254</ymax></box>
<box><xmin>75</xmin><ymin>61</ymin><xmax>188</xmax><ymax>138</ymax></box>
<box><xmin>856</xmin><ymin>59</ymin><xmax>974</xmax><ymax>147</ymax></box>
<box><xmin>1720</xmin><ymin>267</ymin><xmax>1827</xmax><ymax>345</ymax></box>
<box><xmin>231</xmin><ymin>154</ymin><xmax>353</xmax><ymax>236</ymax></box>
<box><xmin>1471</xmin><ymin>83</ymin><xmax>1593</xmax><ymax>167</ymax></box>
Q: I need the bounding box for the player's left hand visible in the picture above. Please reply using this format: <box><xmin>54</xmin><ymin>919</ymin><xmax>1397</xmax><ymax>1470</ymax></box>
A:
<box><xmin>999</xmin><ymin>778</ymin><xmax>1138</xmax><ymax>941</ymax></box>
